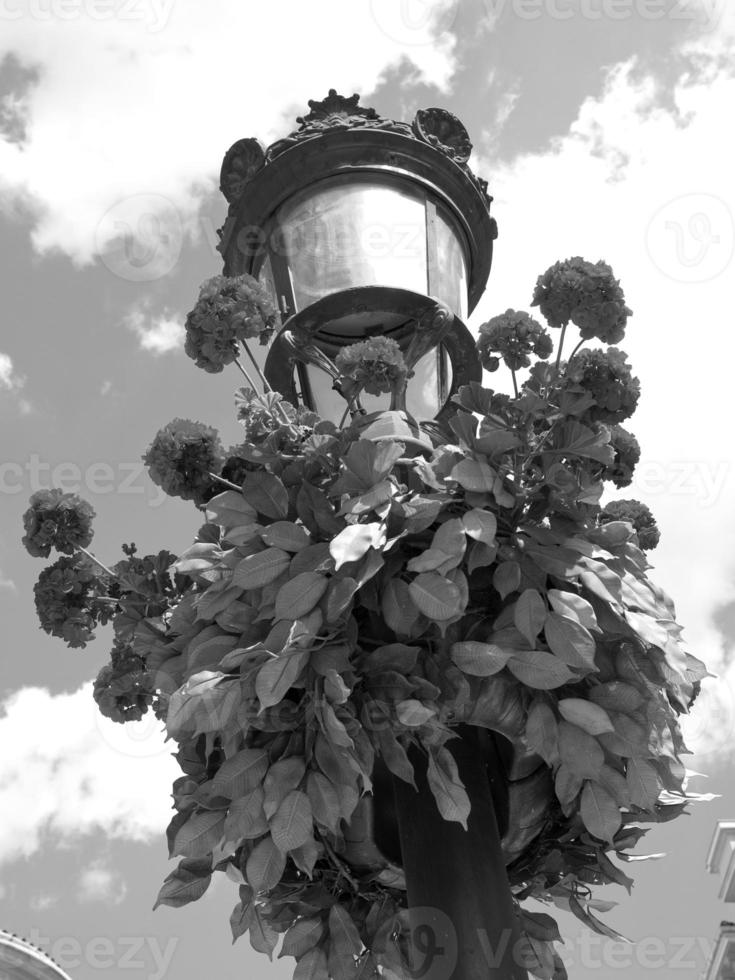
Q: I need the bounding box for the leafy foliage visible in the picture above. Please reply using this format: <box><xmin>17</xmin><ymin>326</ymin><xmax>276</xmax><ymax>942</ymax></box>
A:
<box><xmin>25</xmin><ymin>258</ymin><xmax>707</xmax><ymax>980</ymax></box>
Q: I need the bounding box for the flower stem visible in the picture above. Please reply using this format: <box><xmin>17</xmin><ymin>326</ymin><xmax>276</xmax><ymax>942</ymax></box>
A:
<box><xmin>554</xmin><ymin>322</ymin><xmax>568</xmax><ymax>371</ymax></box>
<box><xmin>566</xmin><ymin>338</ymin><xmax>586</xmax><ymax>366</ymax></box>
<box><xmin>234</xmin><ymin>356</ymin><xmax>259</xmax><ymax>391</ymax></box>
<box><xmin>241</xmin><ymin>341</ymin><xmax>295</xmax><ymax>429</ymax></box>
<box><xmin>208</xmin><ymin>472</ymin><xmax>243</xmax><ymax>493</ymax></box>
<box><xmin>77</xmin><ymin>546</ymin><xmax>116</xmax><ymax>579</ymax></box>
<box><xmin>511</xmin><ymin>369</ymin><xmax>519</xmax><ymax>398</ymax></box>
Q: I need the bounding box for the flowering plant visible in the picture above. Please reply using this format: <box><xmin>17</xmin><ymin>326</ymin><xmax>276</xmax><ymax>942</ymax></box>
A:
<box><xmin>22</xmin><ymin>488</ymin><xmax>95</xmax><ymax>558</ymax></box>
<box><xmin>477</xmin><ymin>309</ymin><xmax>553</xmax><ymax>379</ymax></box>
<box><xmin>184</xmin><ymin>274</ymin><xmax>280</xmax><ymax>374</ymax></box>
<box><xmin>25</xmin><ymin>259</ymin><xmax>707</xmax><ymax>980</ymax></box>
<box><xmin>531</xmin><ymin>257</ymin><xmax>632</xmax><ymax>345</ymax></box>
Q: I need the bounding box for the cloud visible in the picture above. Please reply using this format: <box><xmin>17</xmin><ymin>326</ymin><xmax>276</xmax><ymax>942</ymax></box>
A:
<box><xmin>0</xmin><ymin>683</ymin><xmax>178</xmax><ymax>865</ymax></box>
<box><xmin>77</xmin><ymin>860</ymin><xmax>128</xmax><ymax>905</ymax></box>
<box><xmin>465</xmin><ymin>28</ymin><xmax>735</xmax><ymax>757</ymax></box>
<box><xmin>124</xmin><ymin>303</ymin><xmax>184</xmax><ymax>355</ymax></box>
<box><xmin>29</xmin><ymin>892</ymin><xmax>59</xmax><ymax>912</ymax></box>
<box><xmin>0</xmin><ymin>1</ymin><xmax>458</xmax><ymax>267</ymax></box>
<box><xmin>0</xmin><ymin>569</ymin><xmax>17</xmax><ymax>592</ymax></box>
<box><xmin>0</xmin><ymin>351</ymin><xmax>25</xmax><ymax>392</ymax></box>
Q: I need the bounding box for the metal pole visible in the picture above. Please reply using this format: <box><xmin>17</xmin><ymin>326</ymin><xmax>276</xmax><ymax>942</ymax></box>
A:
<box><xmin>392</xmin><ymin>731</ymin><xmax>528</xmax><ymax>980</ymax></box>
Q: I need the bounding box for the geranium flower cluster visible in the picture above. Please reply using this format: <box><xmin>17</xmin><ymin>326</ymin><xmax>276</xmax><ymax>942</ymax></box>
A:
<box><xmin>184</xmin><ymin>274</ymin><xmax>280</xmax><ymax>373</ymax></box>
<box><xmin>532</xmin><ymin>256</ymin><xmax>632</xmax><ymax>343</ymax></box>
<box><xmin>564</xmin><ymin>347</ymin><xmax>640</xmax><ymax>424</ymax></box>
<box><xmin>34</xmin><ymin>554</ymin><xmax>112</xmax><ymax>648</ymax></box>
<box><xmin>334</xmin><ymin>336</ymin><xmax>408</xmax><ymax>397</ymax></box>
<box><xmin>476</xmin><ymin>309</ymin><xmax>553</xmax><ymax>372</ymax></box>
<box><xmin>94</xmin><ymin>639</ymin><xmax>164</xmax><ymax>723</ymax></box>
<box><xmin>22</xmin><ymin>489</ymin><xmax>95</xmax><ymax>558</ymax></box>
<box><xmin>600</xmin><ymin>498</ymin><xmax>660</xmax><ymax>550</ymax></box>
<box><xmin>143</xmin><ymin>419</ymin><xmax>224</xmax><ymax>507</ymax></box>
<box><xmin>602</xmin><ymin>424</ymin><xmax>641</xmax><ymax>488</ymax></box>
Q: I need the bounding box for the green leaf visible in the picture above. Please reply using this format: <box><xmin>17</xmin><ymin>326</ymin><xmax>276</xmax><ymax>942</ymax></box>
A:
<box><xmin>408</xmin><ymin>572</ymin><xmax>463</xmax><ymax>621</ymax></box>
<box><xmin>263</xmin><ymin>757</ymin><xmax>307</xmax><ymax>819</ymax></box>
<box><xmin>334</xmin><ymin>440</ymin><xmax>404</xmax><ymax>491</ymax></box>
<box><xmin>330</xmin><ymin>523</ymin><xmax>386</xmax><ymax>570</ymax></box>
<box><xmin>246</xmin><ymin>834</ymin><xmax>286</xmax><ymax>893</ymax></box>
<box><xmin>205</xmin><ymin>491</ymin><xmax>258</xmax><ymax>530</ymax></box>
<box><xmin>467</xmin><ymin>540</ymin><xmax>498</xmax><ymax>573</ymax></box>
<box><xmin>260</xmin><ymin>521</ymin><xmax>311</xmax><ymax>553</ymax></box>
<box><xmin>306</xmin><ymin>772</ymin><xmax>342</xmax><ymax>834</ymax></box>
<box><xmin>554</xmin><ymin>763</ymin><xmax>583</xmax><ymax>807</ymax></box>
<box><xmin>493</xmin><ymin>561</ymin><xmax>521</xmax><ymax>600</ymax></box>
<box><xmin>363</xmin><ymin>643</ymin><xmax>420</xmax><ymax>674</ymax></box>
<box><xmin>396</xmin><ymin>699</ymin><xmax>436</xmax><ymax>727</ymax></box>
<box><xmin>507</xmin><ymin>650</ymin><xmax>575</xmax><ymax>690</ymax></box>
<box><xmin>580</xmin><ymin>781</ymin><xmax>622</xmax><ymax>842</ymax></box>
<box><xmin>547</xmin><ymin>589</ymin><xmax>599</xmax><ymax>631</ymax></box>
<box><xmin>450</xmin><ymin>458</ymin><xmax>497</xmax><ymax>492</ymax></box>
<box><xmin>544</xmin><ymin>613</ymin><xmax>597</xmax><ymax>672</ymax></box>
<box><xmin>223</xmin><ymin>788</ymin><xmax>269</xmax><ymax>842</ymax></box>
<box><xmin>525</xmin><ymin>700</ymin><xmax>560</xmax><ymax>767</ymax></box>
<box><xmin>242</xmin><ymin>471</ymin><xmax>289</xmax><ymax>519</ymax></box>
<box><xmin>255</xmin><ymin>649</ymin><xmax>309</xmax><ymax>709</ymax></box>
<box><xmin>555</xmin><ymin>421</ymin><xmax>615</xmax><ymax>465</ymax></box>
<box><xmin>153</xmin><ymin>857</ymin><xmax>212</xmax><ymax>909</ymax></box>
<box><xmin>233</xmin><ymin>547</ymin><xmax>290</xmax><ymax>590</ymax></box>
<box><xmin>294</xmin><ymin>947</ymin><xmax>329</xmax><ymax>980</ymax></box>
<box><xmin>274</xmin><ymin>572</ymin><xmax>329</xmax><ymax>621</ymax></box>
<box><xmin>377</xmin><ymin>730</ymin><xmax>416</xmax><ymax>787</ymax></box>
<box><xmin>212</xmin><ymin>747</ymin><xmax>269</xmax><ymax>798</ymax></box>
<box><xmin>520</xmin><ymin>911</ymin><xmax>562</xmax><ymax>944</ymax></box>
<box><xmin>426</xmin><ymin>745</ymin><xmax>471</xmax><ymax>829</ymax></box>
<box><xmin>172</xmin><ymin>810</ymin><xmax>225</xmax><ymax>858</ymax></box>
<box><xmin>514</xmin><ymin>589</ymin><xmax>548</xmax><ymax>645</ymax></box>
<box><xmin>280</xmin><ymin>918</ymin><xmax>325</xmax><ymax>960</ymax></box>
<box><xmin>328</xmin><ymin>904</ymin><xmax>363</xmax><ymax>980</ymax></box>
<box><xmin>381</xmin><ymin>578</ymin><xmax>421</xmax><ymax>636</ymax></box>
<box><xmin>250</xmin><ymin>906</ymin><xmax>279</xmax><ymax>958</ymax></box>
<box><xmin>588</xmin><ymin>681</ymin><xmax>644</xmax><ymax>714</ymax></box>
<box><xmin>270</xmin><ymin>790</ymin><xmax>314</xmax><ymax>853</ymax></box>
<box><xmin>462</xmin><ymin>508</ymin><xmax>497</xmax><ymax>546</ymax></box>
<box><xmin>450</xmin><ymin>641</ymin><xmax>511</xmax><ymax>676</ymax></box>
<box><xmin>626</xmin><ymin>758</ymin><xmax>660</xmax><ymax>809</ymax></box>
<box><xmin>558</xmin><ymin>698</ymin><xmax>614</xmax><ymax>735</ymax></box>
<box><xmin>558</xmin><ymin>720</ymin><xmax>604</xmax><ymax>779</ymax></box>
<box><xmin>229</xmin><ymin>884</ymin><xmax>254</xmax><ymax>942</ymax></box>
<box><xmin>569</xmin><ymin>895</ymin><xmax>632</xmax><ymax>943</ymax></box>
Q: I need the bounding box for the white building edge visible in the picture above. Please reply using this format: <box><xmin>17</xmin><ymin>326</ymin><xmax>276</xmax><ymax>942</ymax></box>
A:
<box><xmin>703</xmin><ymin>821</ymin><xmax>735</xmax><ymax>979</ymax></box>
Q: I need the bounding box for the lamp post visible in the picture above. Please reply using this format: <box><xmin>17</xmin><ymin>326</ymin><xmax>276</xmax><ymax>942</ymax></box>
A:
<box><xmin>218</xmin><ymin>91</ymin><xmax>539</xmax><ymax>980</ymax></box>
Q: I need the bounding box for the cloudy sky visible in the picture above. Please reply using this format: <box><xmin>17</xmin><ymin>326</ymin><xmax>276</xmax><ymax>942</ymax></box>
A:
<box><xmin>1</xmin><ymin>1</ymin><xmax>734</xmax><ymax>977</ymax></box>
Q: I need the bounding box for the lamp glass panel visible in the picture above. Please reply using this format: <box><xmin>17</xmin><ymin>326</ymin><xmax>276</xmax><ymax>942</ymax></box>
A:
<box><xmin>273</xmin><ymin>178</ymin><xmax>428</xmax><ymax>310</ymax></box>
<box><xmin>435</xmin><ymin>203</ymin><xmax>468</xmax><ymax>319</ymax></box>
<box><xmin>301</xmin><ymin>348</ymin><xmax>448</xmax><ymax>424</ymax></box>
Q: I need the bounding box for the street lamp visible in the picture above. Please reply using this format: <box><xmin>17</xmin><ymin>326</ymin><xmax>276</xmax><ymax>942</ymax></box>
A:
<box><xmin>218</xmin><ymin>91</ymin><xmax>495</xmax><ymax>439</ymax></box>
<box><xmin>219</xmin><ymin>92</ymin><xmax>535</xmax><ymax>980</ymax></box>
